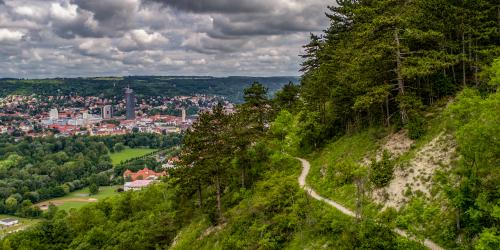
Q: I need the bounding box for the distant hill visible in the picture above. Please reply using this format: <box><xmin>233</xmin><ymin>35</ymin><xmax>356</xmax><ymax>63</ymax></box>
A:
<box><xmin>0</xmin><ymin>76</ymin><xmax>299</xmax><ymax>103</ymax></box>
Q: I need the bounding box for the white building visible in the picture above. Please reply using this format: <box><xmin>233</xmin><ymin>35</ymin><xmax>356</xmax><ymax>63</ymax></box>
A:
<box><xmin>82</xmin><ymin>112</ymin><xmax>91</xmax><ymax>120</ymax></box>
<box><xmin>124</xmin><ymin>180</ymin><xmax>154</xmax><ymax>191</ymax></box>
<box><xmin>0</xmin><ymin>218</ymin><xmax>19</xmax><ymax>227</ymax></box>
<box><xmin>49</xmin><ymin>108</ymin><xmax>59</xmax><ymax>120</ymax></box>
<box><xmin>102</xmin><ymin>105</ymin><xmax>112</xmax><ymax>119</ymax></box>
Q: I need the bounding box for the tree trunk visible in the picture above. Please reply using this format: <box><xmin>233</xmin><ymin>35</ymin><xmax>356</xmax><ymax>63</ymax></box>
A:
<box><xmin>385</xmin><ymin>96</ymin><xmax>390</xmax><ymax>127</ymax></box>
<box><xmin>241</xmin><ymin>166</ymin><xmax>246</xmax><ymax>189</ymax></box>
<box><xmin>355</xmin><ymin>178</ymin><xmax>364</xmax><ymax>222</ymax></box>
<box><xmin>197</xmin><ymin>181</ymin><xmax>203</xmax><ymax>208</ymax></box>
<box><xmin>215</xmin><ymin>174</ymin><xmax>222</xmax><ymax>221</ymax></box>
<box><xmin>394</xmin><ymin>28</ymin><xmax>407</xmax><ymax>124</ymax></box>
<box><xmin>462</xmin><ymin>32</ymin><xmax>466</xmax><ymax>86</ymax></box>
<box><xmin>474</xmin><ymin>41</ymin><xmax>479</xmax><ymax>86</ymax></box>
<box><xmin>452</xmin><ymin>64</ymin><xmax>457</xmax><ymax>83</ymax></box>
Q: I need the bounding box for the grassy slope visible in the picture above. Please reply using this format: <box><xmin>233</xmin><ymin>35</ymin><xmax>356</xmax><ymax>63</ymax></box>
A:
<box><xmin>109</xmin><ymin>147</ymin><xmax>157</xmax><ymax>165</ymax></box>
<box><xmin>306</xmin><ymin>128</ymin><xmax>383</xmax><ymax>211</ymax></box>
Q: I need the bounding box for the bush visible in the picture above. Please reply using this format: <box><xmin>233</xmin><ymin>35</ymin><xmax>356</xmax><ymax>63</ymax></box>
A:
<box><xmin>369</xmin><ymin>151</ymin><xmax>394</xmax><ymax>187</ymax></box>
<box><xmin>113</xmin><ymin>143</ymin><xmax>126</xmax><ymax>152</ymax></box>
<box><xmin>329</xmin><ymin>160</ymin><xmax>356</xmax><ymax>186</ymax></box>
<box><xmin>407</xmin><ymin>116</ymin><xmax>426</xmax><ymax>140</ymax></box>
<box><xmin>89</xmin><ymin>184</ymin><xmax>99</xmax><ymax>195</ymax></box>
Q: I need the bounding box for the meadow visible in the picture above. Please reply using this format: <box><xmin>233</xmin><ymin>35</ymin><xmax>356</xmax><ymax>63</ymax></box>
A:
<box><xmin>35</xmin><ymin>185</ymin><xmax>122</xmax><ymax>211</ymax></box>
<box><xmin>109</xmin><ymin>147</ymin><xmax>157</xmax><ymax>166</ymax></box>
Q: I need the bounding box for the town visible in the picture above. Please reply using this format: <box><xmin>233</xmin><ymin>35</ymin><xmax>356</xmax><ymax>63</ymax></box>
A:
<box><xmin>0</xmin><ymin>88</ymin><xmax>235</xmax><ymax>137</ymax></box>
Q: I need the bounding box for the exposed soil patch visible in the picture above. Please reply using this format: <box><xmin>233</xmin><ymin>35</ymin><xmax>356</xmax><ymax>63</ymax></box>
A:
<box><xmin>373</xmin><ymin>132</ymin><xmax>457</xmax><ymax>209</ymax></box>
<box><xmin>379</xmin><ymin>130</ymin><xmax>414</xmax><ymax>158</ymax></box>
<box><xmin>362</xmin><ymin>130</ymin><xmax>414</xmax><ymax>165</ymax></box>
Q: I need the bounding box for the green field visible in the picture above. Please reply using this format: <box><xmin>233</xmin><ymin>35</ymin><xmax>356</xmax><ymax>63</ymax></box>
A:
<box><xmin>35</xmin><ymin>185</ymin><xmax>122</xmax><ymax>211</ymax></box>
<box><xmin>0</xmin><ymin>215</ymin><xmax>40</xmax><ymax>238</ymax></box>
<box><xmin>109</xmin><ymin>147</ymin><xmax>157</xmax><ymax>166</ymax></box>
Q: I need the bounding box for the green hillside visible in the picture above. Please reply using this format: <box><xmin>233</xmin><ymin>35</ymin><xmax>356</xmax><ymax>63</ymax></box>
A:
<box><xmin>1</xmin><ymin>1</ymin><xmax>499</xmax><ymax>250</ymax></box>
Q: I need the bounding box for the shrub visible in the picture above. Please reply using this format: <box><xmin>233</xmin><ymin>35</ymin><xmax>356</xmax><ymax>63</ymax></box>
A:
<box><xmin>89</xmin><ymin>184</ymin><xmax>99</xmax><ymax>195</ymax></box>
<box><xmin>369</xmin><ymin>151</ymin><xmax>394</xmax><ymax>187</ymax></box>
<box><xmin>407</xmin><ymin>115</ymin><xmax>426</xmax><ymax>139</ymax></box>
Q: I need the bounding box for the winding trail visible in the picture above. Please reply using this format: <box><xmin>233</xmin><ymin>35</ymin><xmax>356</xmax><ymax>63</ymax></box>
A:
<box><xmin>296</xmin><ymin>157</ymin><xmax>444</xmax><ymax>250</ymax></box>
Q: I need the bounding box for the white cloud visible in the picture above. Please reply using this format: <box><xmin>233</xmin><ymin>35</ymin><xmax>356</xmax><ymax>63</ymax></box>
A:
<box><xmin>191</xmin><ymin>58</ymin><xmax>206</xmax><ymax>65</ymax></box>
<box><xmin>50</xmin><ymin>2</ymin><xmax>78</xmax><ymax>21</ymax></box>
<box><xmin>0</xmin><ymin>28</ymin><xmax>24</xmax><ymax>42</ymax></box>
<box><xmin>118</xmin><ymin>29</ymin><xmax>168</xmax><ymax>51</ymax></box>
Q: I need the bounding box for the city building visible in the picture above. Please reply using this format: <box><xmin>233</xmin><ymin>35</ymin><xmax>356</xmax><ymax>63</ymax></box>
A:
<box><xmin>49</xmin><ymin>108</ymin><xmax>58</xmax><ymax>120</ymax></box>
<box><xmin>181</xmin><ymin>108</ymin><xmax>186</xmax><ymax>123</ymax></box>
<box><xmin>125</xmin><ymin>87</ymin><xmax>135</xmax><ymax>120</ymax></box>
<box><xmin>102</xmin><ymin>105</ymin><xmax>112</xmax><ymax>119</ymax></box>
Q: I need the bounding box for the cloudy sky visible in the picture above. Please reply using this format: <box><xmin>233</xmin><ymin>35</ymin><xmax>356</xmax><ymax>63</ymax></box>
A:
<box><xmin>0</xmin><ymin>0</ymin><xmax>329</xmax><ymax>78</ymax></box>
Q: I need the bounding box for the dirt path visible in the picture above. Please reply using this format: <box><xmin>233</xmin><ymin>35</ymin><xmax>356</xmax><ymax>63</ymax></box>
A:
<box><xmin>296</xmin><ymin>157</ymin><xmax>444</xmax><ymax>250</ymax></box>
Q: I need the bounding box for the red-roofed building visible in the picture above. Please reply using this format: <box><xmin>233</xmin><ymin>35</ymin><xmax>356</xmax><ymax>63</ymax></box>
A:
<box><xmin>123</xmin><ymin>167</ymin><xmax>167</xmax><ymax>181</ymax></box>
<box><xmin>48</xmin><ymin>125</ymin><xmax>77</xmax><ymax>135</ymax></box>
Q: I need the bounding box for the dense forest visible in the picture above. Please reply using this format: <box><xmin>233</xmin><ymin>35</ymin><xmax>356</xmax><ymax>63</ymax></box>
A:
<box><xmin>1</xmin><ymin>1</ymin><xmax>499</xmax><ymax>249</ymax></box>
<box><xmin>0</xmin><ymin>133</ymin><xmax>181</xmax><ymax>216</ymax></box>
<box><xmin>0</xmin><ymin>76</ymin><xmax>298</xmax><ymax>103</ymax></box>
<box><xmin>299</xmin><ymin>0</ymin><xmax>499</xmax><ymax>147</ymax></box>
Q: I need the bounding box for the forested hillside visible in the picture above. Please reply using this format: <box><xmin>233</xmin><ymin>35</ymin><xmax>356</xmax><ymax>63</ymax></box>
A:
<box><xmin>1</xmin><ymin>1</ymin><xmax>498</xmax><ymax>249</ymax></box>
<box><xmin>0</xmin><ymin>76</ymin><xmax>297</xmax><ymax>103</ymax></box>
<box><xmin>299</xmin><ymin>0</ymin><xmax>498</xmax><ymax>147</ymax></box>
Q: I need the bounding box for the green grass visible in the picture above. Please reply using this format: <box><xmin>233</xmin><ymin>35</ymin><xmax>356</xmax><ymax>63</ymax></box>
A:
<box><xmin>0</xmin><ymin>215</ymin><xmax>40</xmax><ymax>237</ymax></box>
<box><xmin>170</xmin><ymin>217</ymin><xmax>211</xmax><ymax>250</ymax></box>
<box><xmin>306</xmin><ymin>128</ymin><xmax>384</xmax><ymax>211</ymax></box>
<box><xmin>109</xmin><ymin>147</ymin><xmax>157</xmax><ymax>166</ymax></box>
<box><xmin>35</xmin><ymin>185</ymin><xmax>122</xmax><ymax>211</ymax></box>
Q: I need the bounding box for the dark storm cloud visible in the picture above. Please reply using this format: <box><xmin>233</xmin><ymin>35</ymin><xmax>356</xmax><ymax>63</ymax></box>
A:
<box><xmin>146</xmin><ymin>0</ymin><xmax>327</xmax><ymax>37</ymax></box>
<box><xmin>0</xmin><ymin>0</ymin><xmax>329</xmax><ymax>78</ymax></box>
<box><xmin>207</xmin><ymin>12</ymin><xmax>323</xmax><ymax>38</ymax></box>
<box><xmin>48</xmin><ymin>0</ymin><xmax>141</xmax><ymax>39</ymax></box>
<box><xmin>71</xmin><ymin>0</ymin><xmax>139</xmax><ymax>32</ymax></box>
<box><xmin>144</xmin><ymin>0</ymin><xmax>269</xmax><ymax>14</ymax></box>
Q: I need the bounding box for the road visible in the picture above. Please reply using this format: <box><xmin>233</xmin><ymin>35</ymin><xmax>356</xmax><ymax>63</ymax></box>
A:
<box><xmin>296</xmin><ymin>157</ymin><xmax>444</xmax><ymax>250</ymax></box>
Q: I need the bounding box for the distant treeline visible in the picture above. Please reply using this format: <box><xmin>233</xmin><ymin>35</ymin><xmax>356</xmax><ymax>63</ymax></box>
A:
<box><xmin>0</xmin><ymin>76</ymin><xmax>298</xmax><ymax>103</ymax></box>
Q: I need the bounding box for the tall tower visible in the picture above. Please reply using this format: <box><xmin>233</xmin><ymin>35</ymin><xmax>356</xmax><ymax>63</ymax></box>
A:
<box><xmin>181</xmin><ymin>108</ymin><xmax>186</xmax><ymax>123</ymax></box>
<box><xmin>124</xmin><ymin>87</ymin><xmax>135</xmax><ymax>120</ymax></box>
